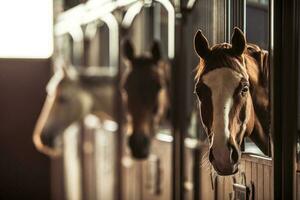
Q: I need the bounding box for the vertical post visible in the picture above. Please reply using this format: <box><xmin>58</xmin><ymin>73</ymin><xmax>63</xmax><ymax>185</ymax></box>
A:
<box><xmin>272</xmin><ymin>0</ymin><xmax>299</xmax><ymax>199</ymax></box>
<box><xmin>115</xmin><ymin>25</ymin><xmax>126</xmax><ymax>200</ymax></box>
<box><xmin>212</xmin><ymin>0</ymin><xmax>232</xmax><ymax>44</ymax></box>
<box><xmin>172</xmin><ymin>1</ymin><xmax>187</xmax><ymax>199</ymax></box>
<box><xmin>79</xmin><ymin>24</ymin><xmax>91</xmax><ymax>200</ymax></box>
<box><xmin>225</xmin><ymin>0</ymin><xmax>231</xmax><ymax>43</ymax></box>
<box><xmin>192</xmin><ymin>147</ymin><xmax>200</xmax><ymax>200</ymax></box>
<box><xmin>144</xmin><ymin>6</ymin><xmax>154</xmax><ymax>49</ymax></box>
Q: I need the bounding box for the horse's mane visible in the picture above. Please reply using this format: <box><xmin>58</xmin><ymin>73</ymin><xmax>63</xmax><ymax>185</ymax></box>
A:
<box><xmin>244</xmin><ymin>44</ymin><xmax>269</xmax><ymax>88</ymax></box>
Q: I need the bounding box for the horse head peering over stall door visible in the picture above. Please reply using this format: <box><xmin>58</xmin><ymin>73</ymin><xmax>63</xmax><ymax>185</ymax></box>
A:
<box><xmin>33</xmin><ymin>66</ymin><xmax>115</xmax><ymax>157</ymax></box>
<box><xmin>122</xmin><ymin>40</ymin><xmax>170</xmax><ymax>159</ymax></box>
<box><xmin>194</xmin><ymin>27</ymin><xmax>270</xmax><ymax>175</ymax></box>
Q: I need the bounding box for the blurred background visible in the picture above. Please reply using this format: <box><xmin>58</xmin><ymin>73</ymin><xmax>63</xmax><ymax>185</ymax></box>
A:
<box><xmin>0</xmin><ymin>0</ymin><xmax>298</xmax><ymax>200</ymax></box>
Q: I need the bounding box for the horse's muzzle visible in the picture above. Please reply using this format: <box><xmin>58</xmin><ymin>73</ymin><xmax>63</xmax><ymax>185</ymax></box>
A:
<box><xmin>40</xmin><ymin>132</ymin><xmax>56</xmax><ymax>148</ymax></box>
<box><xmin>209</xmin><ymin>146</ymin><xmax>240</xmax><ymax>176</ymax></box>
<box><xmin>128</xmin><ymin>133</ymin><xmax>150</xmax><ymax>159</ymax></box>
<box><xmin>40</xmin><ymin>126</ymin><xmax>61</xmax><ymax>148</ymax></box>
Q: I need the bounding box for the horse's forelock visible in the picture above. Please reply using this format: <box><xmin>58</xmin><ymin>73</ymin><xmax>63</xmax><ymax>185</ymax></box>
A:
<box><xmin>195</xmin><ymin>44</ymin><xmax>244</xmax><ymax>81</ymax></box>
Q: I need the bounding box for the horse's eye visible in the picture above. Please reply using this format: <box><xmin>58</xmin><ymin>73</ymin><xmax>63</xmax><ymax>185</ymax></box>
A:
<box><xmin>57</xmin><ymin>95</ymin><xmax>68</xmax><ymax>104</ymax></box>
<box><xmin>241</xmin><ymin>85</ymin><xmax>249</xmax><ymax>96</ymax></box>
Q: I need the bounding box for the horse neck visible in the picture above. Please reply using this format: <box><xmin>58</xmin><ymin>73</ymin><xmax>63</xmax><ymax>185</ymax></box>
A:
<box><xmin>88</xmin><ymin>85</ymin><xmax>115</xmax><ymax>120</ymax></box>
<box><xmin>246</xmin><ymin>58</ymin><xmax>270</xmax><ymax>154</ymax></box>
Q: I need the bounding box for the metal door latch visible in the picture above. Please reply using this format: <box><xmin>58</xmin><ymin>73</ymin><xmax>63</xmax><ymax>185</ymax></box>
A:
<box><xmin>232</xmin><ymin>172</ymin><xmax>252</xmax><ymax>200</ymax></box>
<box><xmin>146</xmin><ymin>154</ymin><xmax>161</xmax><ymax>195</ymax></box>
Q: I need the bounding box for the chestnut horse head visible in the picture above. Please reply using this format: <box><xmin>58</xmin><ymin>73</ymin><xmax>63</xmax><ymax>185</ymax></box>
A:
<box><xmin>194</xmin><ymin>28</ymin><xmax>270</xmax><ymax>175</ymax></box>
<box><xmin>122</xmin><ymin>40</ymin><xmax>170</xmax><ymax>159</ymax></box>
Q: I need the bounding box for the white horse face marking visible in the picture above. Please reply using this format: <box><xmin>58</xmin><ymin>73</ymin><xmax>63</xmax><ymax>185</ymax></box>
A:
<box><xmin>202</xmin><ymin>68</ymin><xmax>243</xmax><ymax>145</ymax></box>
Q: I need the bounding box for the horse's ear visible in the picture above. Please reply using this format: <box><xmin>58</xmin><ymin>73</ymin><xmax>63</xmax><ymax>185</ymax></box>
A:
<box><xmin>123</xmin><ymin>39</ymin><xmax>135</xmax><ymax>61</ymax></box>
<box><xmin>194</xmin><ymin>30</ymin><xmax>211</xmax><ymax>59</ymax></box>
<box><xmin>231</xmin><ymin>27</ymin><xmax>246</xmax><ymax>56</ymax></box>
<box><xmin>151</xmin><ymin>41</ymin><xmax>161</xmax><ymax>63</ymax></box>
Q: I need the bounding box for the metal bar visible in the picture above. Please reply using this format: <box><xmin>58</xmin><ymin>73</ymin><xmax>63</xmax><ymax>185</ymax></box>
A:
<box><xmin>100</xmin><ymin>13</ymin><xmax>119</xmax><ymax>68</ymax></box>
<box><xmin>56</xmin><ymin>7</ymin><xmax>119</xmax><ymax>69</ymax></box>
<box><xmin>225</xmin><ymin>0</ymin><xmax>231</xmax><ymax>42</ymax></box>
<box><xmin>84</xmin><ymin>12</ymin><xmax>121</xmax><ymax>200</ymax></box>
<box><xmin>122</xmin><ymin>0</ymin><xmax>175</xmax><ymax>59</ymax></box>
<box><xmin>115</xmin><ymin>26</ymin><xmax>126</xmax><ymax>200</ymax></box>
<box><xmin>153</xmin><ymin>3</ymin><xmax>161</xmax><ymax>41</ymax></box>
<box><xmin>186</xmin><ymin>0</ymin><xmax>197</xmax><ymax>10</ymax></box>
<box><xmin>172</xmin><ymin>8</ymin><xmax>186</xmax><ymax>200</ymax></box>
<box><xmin>55</xmin><ymin>0</ymin><xmax>137</xmax><ymax>37</ymax></box>
<box><xmin>68</xmin><ymin>27</ymin><xmax>84</xmax><ymax>43</ymax></box>
<box><xmin>100</xmin><ymin>12</ymin><xmax>121</xmax><ymax>200</ymax></box>
<box><xmin>155</xmin><ymin>0</ymin><xmax>175</xmax><ymax>59</ymax></box>
<box><xmin>121</xmin><ymin>1</ymin><xmax>144</xmax><ymax>29</ymax></box>
<box><xmin>69</xmin><ymin>27</ymin><xmax>84</xmax><ymax>67</ymax></box>
<box><xmin>230</xmin><ymin>0</ymin><xmax>246</xmax><ymax>33</ymax></box>
<box><xmin>171</xmin><ymin>0</ymin><xmax>202</xmax><ymax>199</ymax></box>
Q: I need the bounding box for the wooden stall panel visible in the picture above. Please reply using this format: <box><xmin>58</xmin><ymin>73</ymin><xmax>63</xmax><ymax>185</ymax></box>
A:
<box><xmin>95</xmin><ymin>128</ymin><xmax>117</xmax><ymax>200</ymax></box>
<box><xmin>263</xmin><ymin>164</ymin><xmax>271</xmax><ymax>200</ymax></box>
<box><xmin>216</xmin><ymin>176</ymin><xmax>235</xmax><ymax>200</ymax></box>
<box><xmin>240</xmin><ymin>155</ymin><xmax>272</xmax><ymax>200</ymax></box>
<box><xmin>81</xmin><ymin>128</ymin><xmax>96</xmax><ymax>200</ymax></box>
<box><xmin>257</xmin><ymin>164</ymin><xmax>264</xmax><ymax>200</ymax></box>
<box><xmin>198</xmin><ymin>147</ymin><xmax>215</xmax><ymax>200</ymax></box>
<box><xmin>197</xmin><ymin>150</ymin><xmax>273</xmax><ymax>200</ymax></box>
<box><xmin>216</xmin><ymin>176</ymin><xmax>225</xmax><ymax>200</ymax></box>
<box><xmin>251</xmin><ymin>162</ymin><xmax>257</xmax><ymax>200</ymax></box>
<box><xmin>142</xmin><ymin>138</ymin><xmax>172</xmax><ymax>200</ymax></box>
<box><xmin>122</xmin><ymin>154</ymin><xmax>142</xmax><ymax>200</ymax></box>
<box><xmin>122</xmin><ymin>136</ymin><xmax>172</xmax><ymax>200</ymax></box>
<box><xmin>245</xmin><ymin>161</ymin><xmax>252</xmax><ymax>187</ymax></box>
<box><xmin>184</xmin><ymin>145</ymin><xmax>194</xmax><ymax>200</ymax></box>
<box><xmin>63</xmin><ymin>124</ymin><xmax>82</xmax><ymax>200</ymax></box>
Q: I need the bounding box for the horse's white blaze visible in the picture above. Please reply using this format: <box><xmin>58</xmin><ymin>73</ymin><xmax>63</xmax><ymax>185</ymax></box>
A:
<box><xmin>202</xmin><ymin>68</ymin><xmax>243</xmax><ymax>146</ymax></box>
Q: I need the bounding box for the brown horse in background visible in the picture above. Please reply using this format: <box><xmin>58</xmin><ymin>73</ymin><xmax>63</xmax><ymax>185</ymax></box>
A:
<box><xmin>122</xmin><ymin>40</ymin><xmax>170</xmax><ymax>159</ymax></box>
<box><xmin>194</xmin><ymin>27</ymin><xmax>270</xmax><ymax>175</ymax></box>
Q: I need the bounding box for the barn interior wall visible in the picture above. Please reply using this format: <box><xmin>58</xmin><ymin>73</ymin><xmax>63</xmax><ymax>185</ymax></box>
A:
<box><xmin>0</xmin><ymin>59</ymin><xmax>51</xmax><ymax>200</ymax></box>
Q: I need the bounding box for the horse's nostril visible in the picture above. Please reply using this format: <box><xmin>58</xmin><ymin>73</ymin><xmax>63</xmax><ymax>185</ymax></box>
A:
<box><xmin>209</xmin><ymin>149</ymin><xmax>214</xmax><ymax>162</ymax></box>
<box><xmin>41</xmin><ymin>133</ymin><xmax>55</xmax><ymax>148</ymax></box>
<box><xmin>230</xmin><ymin>146</ymin><xmax>240</xmax><ymax>164</ymax></box>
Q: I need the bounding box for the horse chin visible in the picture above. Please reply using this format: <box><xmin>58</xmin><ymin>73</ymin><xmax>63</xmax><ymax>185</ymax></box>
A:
<box><xmin>212</xmin><ymin>163</ymin><xmax>239</xmax><ymax>176</ymax></box>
